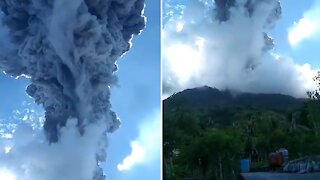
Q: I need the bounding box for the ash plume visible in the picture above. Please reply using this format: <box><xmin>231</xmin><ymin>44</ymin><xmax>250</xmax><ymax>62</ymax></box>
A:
<box><xmin>215</xmin><ymin>0</ymin><xmax>281</xmax><ymax>52</ymax></box>
<box><xmin>0</xmin><ymin>0</ymin><xmax>145</xmax><ymax>179</ymax></box>
<box><xmin>162</xmin><ymin>0</ymin><xmax>317</xmax><ymax>98</ymax></box>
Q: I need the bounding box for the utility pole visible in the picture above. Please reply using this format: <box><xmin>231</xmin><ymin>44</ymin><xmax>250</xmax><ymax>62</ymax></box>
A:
<box><xmin>219</xmin><ymin>157</ymin><xmax>223</xmax><ymax>180</ymax></box>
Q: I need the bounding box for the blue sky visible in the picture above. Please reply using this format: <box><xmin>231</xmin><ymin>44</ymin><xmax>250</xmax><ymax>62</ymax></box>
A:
<box><xmin>106</xmin><ymin>0</ymin><xmax>161</xmax><ymax>179</ymax></box>
<box><xmin>270</xmin><ymin>0</ymin><xmax>320</xmax><ymax>69</ymax></box>
<box><xmin>0</xmin><ymin>0</ymin><xmax>160</xmax><ymax>179</ymax></box>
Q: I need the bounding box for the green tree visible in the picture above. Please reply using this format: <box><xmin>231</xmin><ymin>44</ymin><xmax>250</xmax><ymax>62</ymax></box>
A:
<box><xmin>175</xmin><ymin>129</ymin><xmax>243</xmax><ymax>179</ymax></box>
<box><xmin>306</xmin><ymin>100</ymin><xmax>320</xmax><ymax>136</ymax></box>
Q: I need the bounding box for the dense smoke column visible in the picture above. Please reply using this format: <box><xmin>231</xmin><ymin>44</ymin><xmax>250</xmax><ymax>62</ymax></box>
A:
<box><xmin>214</xmin><ymin>0</ymin><xmax>281</xmax><ymax>69</ymax></box>
<box><xmin>214</xmin><ymin>0</ymin><xmax>281</xmax><ymax>24</ymax></box>
<box><xmin>0</xmin><ymin>0</ymin><xmax>145</xmax><ymax>179</ymax></box>
<box><xmin>214</xmin><ymin>0</ymin><xmax>236</xmax><ymax>22</ymax></box>
<box><xmin>162</xmin><ymin>0</ymin><xmax>289</xmax><ymax>96</ymax></box>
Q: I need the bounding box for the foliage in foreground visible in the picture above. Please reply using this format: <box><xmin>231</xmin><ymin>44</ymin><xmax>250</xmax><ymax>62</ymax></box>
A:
<box><xmin>163</xmin><ymin>100</ymin><xmax>320</xmax><ymax>180</ymax></box>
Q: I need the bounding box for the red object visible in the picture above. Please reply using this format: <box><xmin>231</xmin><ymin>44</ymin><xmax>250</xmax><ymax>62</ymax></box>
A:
<box><xmin>268</xmin><ymin>152</ymin><xmax>284</xmax><ymax>171</ymax></box>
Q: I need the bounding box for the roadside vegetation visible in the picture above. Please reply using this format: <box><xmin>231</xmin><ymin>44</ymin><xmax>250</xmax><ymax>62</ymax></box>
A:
<box><xmin>163</xmin><ymin>73</ymin><xmax>320</xmax><ymax>180</ymax></box>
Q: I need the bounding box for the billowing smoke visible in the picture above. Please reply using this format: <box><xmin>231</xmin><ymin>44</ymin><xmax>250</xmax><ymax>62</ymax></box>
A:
<box><xmin>0</xmin><ymin>0</ymin><xmax>145</xmax><ymax>179</ymax></box>
<box><xmin>162</xmin><ymin>0</ymin><xmax>318</xmax><ymax>98</ymax></box>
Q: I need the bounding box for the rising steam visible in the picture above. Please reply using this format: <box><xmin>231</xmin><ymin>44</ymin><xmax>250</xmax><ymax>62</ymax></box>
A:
<box><xmin>162</xmin><ymin>0</ymin><xmax>318</xmax><ymax>98</ymax></box>
<box><xmin>0</xmin><ymin>0</ymin><xmax>145</xmax><ymax>179</ymax></box>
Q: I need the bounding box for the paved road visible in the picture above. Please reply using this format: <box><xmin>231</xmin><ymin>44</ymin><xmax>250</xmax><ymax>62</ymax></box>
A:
<box><xmin>241</xmin><ymin>172</ymin><xmax>320</xmax><ymax>180</ymax></box>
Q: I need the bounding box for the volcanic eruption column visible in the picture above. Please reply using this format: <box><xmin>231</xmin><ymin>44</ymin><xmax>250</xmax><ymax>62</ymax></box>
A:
<box><xmin>0</xmin><ymin>0</ymin><xmax>145</xmax><ymax>179</ymax></box>
<box><xmin>162</xmin><ymin>0</ymin><xmax>287</xmax><ymax>95</ymax></box>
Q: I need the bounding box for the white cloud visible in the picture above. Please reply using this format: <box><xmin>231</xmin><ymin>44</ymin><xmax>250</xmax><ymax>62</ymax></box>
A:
<box><xmin>0</xmin><ymin>169</ymin><xmax>16</xmax><ymax>180</ymax></box>
<box><xmin>288</xmin><ymin>1</ymin><xmax>320</xmax><ymax>46</ymax></box>
<box><xmin>176</xmin><ymin>22</ymin><xmax>184</xmax><ymax>32</ymax></box>
<box><xmin>117</xmin><ymin>111</ymin><xmax>160</xmax><ymax>171</ymax></box>
<box><xmin>117</xmin><ymin>141</ymin><xmax>144</xmax><ymax>171</ymax></box>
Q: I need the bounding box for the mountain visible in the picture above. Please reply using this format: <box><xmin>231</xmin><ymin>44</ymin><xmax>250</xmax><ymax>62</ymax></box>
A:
<box><xmin>163</xmin><ymin>86</ymin><xmax>320</xmax><ymax>180</ymax></box>
<box><xmin>163</xmin><ymin>86</ymin><xmax>306</xmax><ymax>113</ymax></box>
